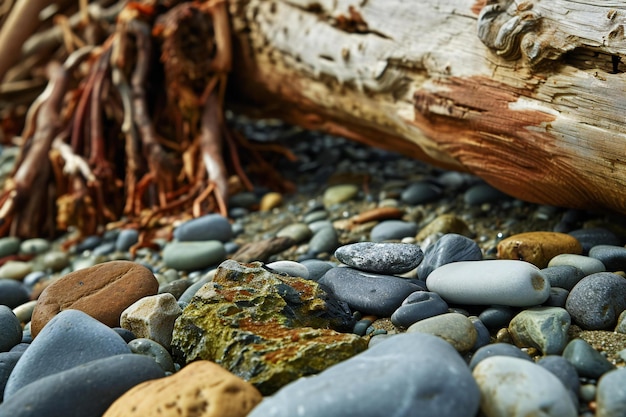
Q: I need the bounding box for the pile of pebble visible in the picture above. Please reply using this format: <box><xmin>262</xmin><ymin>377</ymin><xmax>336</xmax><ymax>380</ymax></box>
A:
<box><xmin>1</xmin><ymin>129</ymin><xmax>626</xmax><ymax>416</ymax></box>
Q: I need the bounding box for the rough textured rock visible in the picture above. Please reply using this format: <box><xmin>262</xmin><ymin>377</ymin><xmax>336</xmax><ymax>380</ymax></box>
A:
<box><xmin>120</xmin><ymin>293</ymin><xmax>182</xmax><ymax>350</ymax></box>
<box><xmin>508</xmin><ymin>307</ymin><xmax>571</xmax><ymax>355</ymax></box>
<box><xmin>497</xmin><ymin>232</ymin><xmax>583</xmax><ymax>268</ymax></box>
<box><xmin>103</xmin><ymin>360</ymin><xmax>262</xmax><ymax>417</ymax></box>
<box><xmin>31</xmin><ymin>261</ymin><xmax>158</xmax><ymax>337</ymax></box>
<box><xmin>171</xmin><ymin>260</ymin><xmax>366</xmax><ymax>395</ymax></box>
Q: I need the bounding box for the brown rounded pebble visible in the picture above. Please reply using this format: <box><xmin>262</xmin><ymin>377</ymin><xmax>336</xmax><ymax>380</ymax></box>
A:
<box><xmin>351</xmin><ymin>207</ymin><xmax>404</xmax><ymax>224</ymax></box>
<box><xmin>103</xmin><ymin>360</ymin><xmax>262</xmax><ymax>417</ymax></box>
<box><xmin>495</xmin><ymin>328</ymin><xmax>512</xmax><ymax>344</ymax></box>
<box><xmin>497</xmin><ymin>231</ymin><xmax>583</xmax><ymax>268</ymax></box>
<box><xmin>31</xmin><ymin>260</ymin><xmax>158</xmax><ymax>337</ymax></box>
<box><xmin>259</xmin><ymin>192</ymin><xmax>283</xmax><ymax>212</ymax></box>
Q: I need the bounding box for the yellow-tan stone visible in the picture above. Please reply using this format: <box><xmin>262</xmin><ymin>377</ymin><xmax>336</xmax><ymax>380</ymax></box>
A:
<box><xmin>497</xmin><ymin>232</ymin><xmax>582</xmax><ymax>268</ymax></box>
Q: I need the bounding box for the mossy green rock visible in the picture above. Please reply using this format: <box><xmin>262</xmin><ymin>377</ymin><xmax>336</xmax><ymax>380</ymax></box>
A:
<box><xmin>172</xmin><ymin>260</ymin><xmax>366</xmax><ymax>395</ymax></box>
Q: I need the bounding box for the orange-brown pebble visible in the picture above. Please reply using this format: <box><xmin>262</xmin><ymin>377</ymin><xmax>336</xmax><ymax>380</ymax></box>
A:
<box><xmin>497</xmin><ymin>231</ymin><xmax>583</xmax><ymax>268</ymax></box>
<box><xmin>103</xmin><ymin>360</ymin><xmax>263</xmax><ymax>417</ymax></box>
<box><xmin>351</xmin><ymin>207</ymin><xmax>404</xmax><ymax>224</ymax></box>
<box><xmin>31</xmin><ymin>261</ymin><xmax>158</xmax><ymax>337</ymax></box>
<box><xmin>259</xmin><ymin>192</ymin><xmax>283</xmax><ymax>211</ymax></box>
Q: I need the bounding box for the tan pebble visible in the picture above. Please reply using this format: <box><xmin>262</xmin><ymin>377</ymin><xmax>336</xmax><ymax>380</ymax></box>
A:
<box><xmin>120</xmin><ymin>293</ymin><xmax>182</xmax><ymax>350</ymax></box>
<box><xmin>103</xmin><ymin>360</ymin><xmax>262</xmax><ymax>417</ymax></box>
<box><xmin>416</xmin><ymin>214</ymin><xmax>471</xmax><ymax>241</ymax></box>
<box><xmin>497</xmin><ymin>231</ymin><xmax>582</xmax><ymax>268</ymax></box>
<box><xmin>351</xmin><ymin>207</ymin><xmax>404</xmax><ymax>224</ymax></box>
<box><xmin>259</xmin><ymin>192</ymin><xmax>283</xmax><ymax>211</ymax></box>
<box><xmin>496</xmin><ymin>328</ymin><xmax>512</xmax><ymax>343</ymax></box>
<box><xmin>31</xmin><ymin>261</ymin><xmax>158</xmax><ymax>337</ymax></box>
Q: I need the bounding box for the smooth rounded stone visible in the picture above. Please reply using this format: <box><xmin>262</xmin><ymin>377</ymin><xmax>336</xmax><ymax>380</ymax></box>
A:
<box><xmin>162</xmin><ymin>240</ymin><xmax>226</xmax><ymax>271</ymax></box>
<box><xmin>74</xmin><ymin>235</ymin><xmax>102</xmax><ymax>252</ymax></box>
<box><xmin>0</xmin><ymin>354</ymin><xmax>165</xmax><ymax>417</ymax></box>
<box><xmin>113</xmin><ymin>327</ymin><xmax>136</xmax><ymax>343</ymax></box>
<box><xmin>565</xmin><ymin>272</ymin><xmax>626</xmax><ymax>330</ymax></box>
<box><xmin>128</xmin><ymin>338</ymin><xmax>175</xmax><ymax>373</ymax></box>
<box><xmin>90</xmin><ymin>241</ymin><xmax>115</xmax><ymax>256</ymax></box>
<box><xmin>12</xmin><ymin>300</ymin><xmax>37</xmax><ymax>324</ymax></box>
<box><xmin>228</xmin><ymin>191</ymin><xmax>258</xmax><ymax>209</ymax></box>
<box><xmin>177</xmin><ymin>276</ymin><xmax>211</xmax><ymax>306</ymax></box>
<box><xmin>589</xmin><ymin>245</ymin><xmax>626</xmax><ymax>272</ymax></box>
<box><xmin>478</xmin><ymin>305</ymin><xmax>514</xmax><ymax>330</ymax></box>
<box><xmin>18</xmin><ymin>238</ymin><xmax>50</xmax><ymax>255</ymax></box>
<box><xmin>416</xmin><ymin>233</ymin><xmax>482</xmax><ymax>280</ymax></box>
<box><xmin>425</xmin><ymin>260</ymin><xmax>551</xmax><ymax>307</ymax></box>
<box><xmin>158</xmin><ymin>278</ymin><xmax>193</xmax><ymax>299</ymax></box>
<box><xmin>464</xmin><ymin>183</ymin><xmax>511</xmax><ymax>206</ymax></box>
<box><xmin>415</xmin><ymin>214</ymin><xmax>472</xmax><ymax>242</ymax></box>
<box><xmin>260</xmin><ymin>192</ymin><xmax>283</xmax><ymax>211</ymax></box>
<box><xmin>508</xmin><ymin>307</ymin><xmax>571</xmax><ymax>355</ymax></box>
<box><xmin>307</xmin><ymin>219</ymin><xmax>334</xmax><ymax>234</ymax></box>
<box><xmin>247</xmin><ymin>332</ymin><xmax>480</xmax><ymax>417</ymax></box>
<box><xmin>39</xmin><ymin>250</ymin><xmax>70</xmax><ymax>272</ymax></box>
<box><xmin>0</xmin><ymin>352</ymin><xmax>22</xmax><ymax>401</ymax></box>
<box><xmin>548</xmin><ymin>253</ymin><xmax>606</xmax><ymax>275</ymax></box>
<box><xmin>541</xmin><ymin>265</ymin><xmax>586</xmax><ymax>291</ymax></box>
<box><xmin>400</xmin><ymin>181</ymin><xmax>442</xmax><ymax>205</ymax></box>
<box><xmin>104</xmin><ymin>360</ymin><xmax>262</xmax><ymax>417</ymax></box>
<box><xmin>173</xmin><ymin>213</ymin><xmax>233</xmax><ymax>242</ymax></box>
<box><xmin>468</xmin><ymin>343</ymin><xmax>533</xmax><ymax>370</ymax></box>
<box><xmin>4</xmin><ymin>309</ymin><xmax>131</xmax><ymax>398</ymax></box>
<box><xmin>300</xmin><ymin>259</ymin><xmax>335</xmax><ymax>281</ymax></box>
<box><xmin>597</xmin><ymin>368</ymin><xmax>626</xmax><ymax>417</ymax></box>
<box><xmin>276</xmin><ymin>223</ymin><xmax>312</xmax><ymax>244</ymax></box>
<box><xmin>562</xmin><ymin>338</ymin><xmax>616</xmax><ymax>379</ymax></box>
<box><xmin>0</xmin><ymin>279</ymin><xmax>29</xmax><ymax>309</ymax></box>
<box><xmin>266</xmin><ymin>260</ymin><xmax>310</xmax><ymax>279</ymax></box>
<box><xmin>569</xmin><ymin>227</ymin><xmax>621</xmax><ymax>254</ymax></box>
<box><xmin>303</xmin><ymin>210</ymin><xmax>328</xmax><ymax>224</ymax></box>
<box><xmin>579</xmin><ymin>383</ymin><xmax>597</xmax><ymax>402</ymax></box>
<box><xmin>9</xmin><ymin>343</ymin><xmax>29</xmax><ymax>353</ymax></box>
<box><xmin>390</xmin><ymin>291</ymin><xmax>448</xmax><ymax>328</ymax></box>
<box><xmin>31</xmin><ymin>261</ymin><xmax>159</xmax><ymax>337</ymax></box>
<box><xmin>497</xmin><ymin>231</ymin><xmax>582</xmax><ymax>268</ymax></box>
<box><xmin>543</xmin><ymin>287</ymin><xmax>570</xmax><ymax>307</ymax></box>
<box><xmin>470</xmin><ymin>316</ymin><xmax>491</xmax><ymax>351</ymax></box>
<box><xmin>473</xmin><ymin>356</ymin><xmax>577</xmax><ymax>417</ymax></box>
<box><xmin>114</xmin><ymin>228</ymin><xmax>139</xmax><ymax>252</ymax></box>
<box><xmin>0</xmin><ymin>237</ymin><xmax>20</xmax><ymax>258</ymax></box>
<box><xmin>370</xmin><ymin>220</ymin><xmax>418</xmax><ymax>242</ymax></box>
<box><xmin>0</xmin><ymin>306</ymin><xmax>22</xmax><ymax>352</ymax></box>
<box><xmin>319</xmin><ymin>267</ymin><xmax>424</xmax><ymax>316</ymax></box>
<box><xmin>22</xmin><ymin>270</ymin><xmax>46</xmax><ymax>288</ymax></box>
<box><xmin>334</xmin><ymin>242</ymin><xmax>423</xmax><ymax>274</ymax></box>
<box><xmin>615</xmin><ymin>309</ymin><xmax>626</xmax><ymax>333</ymax></box>
<box><xmin>407</xmin><ymin>312</ymin><xmax>477</xmax><ymax>353</ymax></box>
<box><xmin>120</xmin><ymin>293</ymin><xmax>182</xmax><ymax>350</ymax></box>
<box><xmin>308</xmin><ymin>226</ymin><xmax>339</xmax><ymax>255</ymax></box>
<box><xmin>0</xmin><ymin>261</ymin><xmax>32</xmax><ymax>280</ymax></box>
<box><xmin>323</xmin><ymin>184</ymin><xmax>359</xmax><ymax>207</ymax></box>
<box><xmin>538</xmin><ymin>355</ymin><xmax>580</xmax><ymax>408</ymax></box>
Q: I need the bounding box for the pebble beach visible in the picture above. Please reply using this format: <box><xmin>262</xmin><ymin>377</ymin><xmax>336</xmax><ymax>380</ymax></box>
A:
<box><xmin>2</xmin><ymin>123</ymin><xmax>626</xmax><ymax>416</ymax></box>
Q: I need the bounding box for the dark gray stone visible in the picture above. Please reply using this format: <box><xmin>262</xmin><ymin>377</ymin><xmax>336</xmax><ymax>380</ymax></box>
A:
<box><xmin>468</xmin><ymin>343</ymin><xmax>532</xmax><ymax>370</ymax></box>
<box><xmin>74</xmin><ymin>235</ymin><xmax>102</xmax><ymax>253</ymax></box>
<box><xmin>589</xmin><ymin>245</ymin><xmax>626</xmax><ymax>272</ymax></box>
<box><xmin>478</xmin><ymin>305</ymin><xmax>514</xmax><ymax>330</ymax></box>
<box><xmin>538</xmin><ymin>355</ymin><xmax>580</xmax><ymax>408</ymax></box>
<box><xmin>400</xmin><ymin>182</ymin><xmax>443</xmax><ymax>205</ymax></box>
<box><xmin>541</xmin><ymin>265</ymin><xmax>586</xmax><ymax>291</ymax></box>
<box><xmin>0</xmin><ymin>352</ymin><xmax>21</xmax><ymax>402</ymax></box>
<box><xmin>543</xmin><ymin>287</ymin><xmax>570</xmax><ymax>308</ymax></box>
<box><xmin>300</xmin><ymin>259</ymin><xmax>335</xmax><ymax>281</ymax></box>
<box><xmin>247</xmin><ymin>333</ymin><xmax>480</xmax><ymax>417</ymax></box>
<box><xmin>308</xmin><ymin>227</ymin><xmax>339</xmax><ymax>255</ymax></box>
<box><xmin>128</xmin><ymin>338</ymin><xmax>175</xmax><ymax>373</ymax></box>
<box><xmin>469</xmin><ymin>316</ymin><xmax>491</xmax><ymax>351</ymax></box>
<box><xmin>335</xmin><ymin>242</ymin><xmax>423</xmax><ymax>274</ymax></box>
<box><xmin>319</xmin><ymin>267</ymin><xmax>424</xmax><ymax>316</ymax></box>
<box><xmin>115</xmin><ymin>228</ymin><xmax>139</xmax><ymax>252</ymax></box>
<box><xmin>370</xmin><ymin>220</ymin><xmax>418</xmax><ymax>242</ymax></box>
<box><xmin>173</xmin><ymin>213</ymin><xmax>233</xmax><ymax>242</ymax></box>
<box><xmin>565</xmin><ymin>272</ymin><xmax>626</xmax><ymax>330</ymax></box>
<box><xmin>562</xmin><ymin>338</ymin><xmax>616</xmax><ymax>379</ymax></box>
<box><xmin>3</xmin><ymin>309</ymin><xmax>130</xmax><ymax>398</ymax></box>
<box><xmin>568</xmin><ymin>227</ymin><xmax>621</xmax><ymax>255</ymax></box>
<box><xmin>417</xmin><ymin>233</ymin><xmax>482</xmax><ymax>280</ymax></box>
<box><xmin>0</xmin><ymin>306</ymin><xmax>22</xmax><ymax>352</ymax></box>
<box><xmin>0</xmin><ymin>279</ymin><xmax>29</xmax><ymax>309</ymax></box>
<box><xmin>464</xmin><ymin>184</ymin><xmax>511</xmax><ymax>206</ymax></box>
<box><xmin>0</xmin><ymin>354</ymin><xmax>164</xmax><ymax>417</ymax></box>
<box><xmin>390</xmin><ymin>291</ymin><xmax>448</xmax><ymax>328</ymax></box>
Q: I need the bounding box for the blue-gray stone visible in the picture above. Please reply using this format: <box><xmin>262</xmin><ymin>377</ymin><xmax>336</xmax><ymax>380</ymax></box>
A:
<box><xmin>335</xmin><ymin>242</ymin><xmax>423</xmax><ymax>274</ymax></box>
<box><xmin>470</xmin><ymin>316</ymin><xmax>491</xmax><ymax>351</ymax></box>
<box><xmin>115</xmin><ymin>228</ymin><xmax>139</xmax><ymax>252</ymax></box>
<box><xmin>401</xmin><ymin>182</ymin><xmax>442</xmax><ymax>205</ymax></box>
<box><xmin>0</xmin><ymin>279</ymin><xmax>29</xmax><ymax>309</ymax></box>
<box><xmin>22</xmin><ymin>271</ymin><xmax>46</xmax><ymax>288</ymax></box>
<box><xmin>0</xmin><ymin>352</ymin><xmax>21</xmax><ymax>402</ymax></box>
<box><xmin>478</xmin><ymin>306</ymin><xmax>514</xmax><ymax>330</ymax></box>
<box><xmin>417</xmin><ymin>233</ymin><xmax>482</xmax><ymax>280</ymax></box>
<box><xmin>113</xmin><ymin>328</ymin><xmax>136</xmax><ymax>343</ymax></box>
<box><xmin>3</xmin><ymin>309</ymin><xmax>130</xmax><ymax>399</ymax></box>
<box><xmin>562</xmin><ymin>338</ymin><xmax>616</xmax><ymax>379</ymax></box>
<box><xmin>173</xmin><ymin>213</ymin><xmax>233</xmax><ymax>242</ymax></box>
<box><xmin>548</xmin><ymin>254</ymin><xmax>606</xmax><ymax>276</ymax></box>
<box><xmin>307</xmin><ymin>220</ymin><xmax>334</xmax><ymax>235</ymax></box>
<box><xmin>74</xmin><ymin>235</ymin><xmax>102</xmax><ymax>253</ymax></box>
<box><xmin>0</xmin><ymin>306</ymin><xmax>22</xmax><ymax>352</ymax></box>
<box><xmin>390</xmin><ymin>291</ymin><xmax>448</xmax><ymax>328</ymax></box>
<box><xmin>538</xmin><ymin>355</ymin><xmax>580</xmax><ymax>408</ymax></box>
<box><xmin>319</xmin><ymin>267</ymin><xmax>424</xmax><ymax>316</ymax></box>
<box><xmin>541</xmin><ymin>265</ymin><xmax>586</xmax><ymax>291</ymax></box>
<box><xmin>266</xmin><ymin>261</ymin><xmax>310</xmax><ymax>279</ymax></box>
<box><xmin>568</xmin><ymin>228</ymin><xmax>621</xmax><ymax>255</ymax></box>
<box><xmin>92</xmin><ymin>242</ymin><xmax>116</xmax><ymax>257</ymax></box>
<box><xmin>128</xmin><ymin>338</ymin><xmax>175</xmax><ymax>373</ymax></box>
<box><xmin>565</xmin><ymin>272</ymin><xmax>626</xmax><ymax>330</ymax></box>
<box><xmin>177</xmin><ymin>276</ymin><xmax>211</xmax><ymax>306</ymax></box>
<box><xmin>589</xmin><ymin>245</ymin><xmax>626</xmax><ymax>272</ymax></box>
<box><xmin>0</xmin><ymin>354</ymin><xmax>164</xmax><ymax>417</ymax></box>
<box><xmin>308</xmin><ymin>227</ymin><xmax>339</xmax><ymax>255</ymax></box>
<box><xmin>276</xmin><ymin>223</ymin><xmax>313</xmax><ymax>244</ymax></box>
<box><xmin>303</xmin><ymin>210</ymin><xmax>328</xmax><ymax>224</ymax></box>
<box><xmin>9</xmin><ymin>343</ymin><xmax>28</xmax><ymax>353</ymax></box>
<box><xmin>300</xmin><ymin>259</ymin><xmax>335</xmax><ymax>281</ymax></box>
<box><xmin>162</xmin><ymin>241</ymin><xmax>226</xmax><ymax>271</ymax></box>
<box><xmin>597</xmin><ymin>368</ymin><xmax>626</xmax><ymax>417</ymax></box>
<box><xmin>464</xmin><ymin>184</ymin><xmax>511</xmax><ymax>206</ymax></box>
<box><xmin>407</xmin><ymin>313</ymin><xmax>477</xmax><ymax>353</ymax></box>
<box><xmin>468</xmin><ymin>343</ymin><xmax>532</xmax><ymax>370</ymax></box>
<box><xmin>247</xmin><ymin>333</ymin><xmax>480</xmax><ymax>417</ymax></box>
<box><xmin>0</xmin><ymin>237</ymin><xmax>20</xmax><ymax>258</ymax></box>
<box><xmin>228</xmin><ymin>192</ymin><xmax>258</xmax><ymax>209</ymax></box>
<box><xmin>370</xmin><ymin>220</ymin><xmax>418</xmax><ymax>242</ymax></box>
<box><xmin>543</xmin><ymin>287</ymin><xmax>570</xmax><ymax>308</ymax></box>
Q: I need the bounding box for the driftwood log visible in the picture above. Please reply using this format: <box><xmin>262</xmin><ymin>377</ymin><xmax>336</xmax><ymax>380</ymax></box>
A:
<box><xmin>225</xmin><ymin>0</ymin><xmax>626</xmax><ymax>215</ymax></box>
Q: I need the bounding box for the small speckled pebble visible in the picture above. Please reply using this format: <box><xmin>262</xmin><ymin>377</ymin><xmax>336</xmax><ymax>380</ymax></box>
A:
<box><xmin>334</xmin><ymin>242</ymin><xmax>423</xmax><ymax>274</ymax></box>
<box><xmin>128</xmin><ymin>338</ymin><xmax>175</xmax><ymax>373</ymax></box>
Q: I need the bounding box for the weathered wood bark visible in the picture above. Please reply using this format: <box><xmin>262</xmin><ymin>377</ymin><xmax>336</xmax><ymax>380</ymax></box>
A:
<box><xmin>226</xmin><ymin>0</ymin><xmax>626</xmax><ymax>215</ymax></box>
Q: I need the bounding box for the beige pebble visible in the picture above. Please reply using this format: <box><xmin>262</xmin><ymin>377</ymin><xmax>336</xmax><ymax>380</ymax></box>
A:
<box><xmin>259</xmin><ymin>192</ymin><xmax>283</xmax><ymax>211</ymax></box>
<box><xmin>121</xmin><ymin>293</ymin><xmax>182</xmax><ymax>350</ymax></box>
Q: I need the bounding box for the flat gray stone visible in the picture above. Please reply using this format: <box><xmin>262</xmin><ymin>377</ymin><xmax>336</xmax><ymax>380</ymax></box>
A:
<box><xmin>548</xmin><ymin>254</ymin><xmax>606</xmax><ymax>276</ymax></box>
<box><xmin>508</xmin><ymin>307</ymin><xmax>571</xmax><ymax>355</ymax></box>
<box><xmin>334</xmin><ymin>242</ymin><xmax>423</xmax><ymax>274</ymax></box>
<box><xmin>540</xmin><ymin>265</ymin><xmax>585</xmax><ymax>291</ymax></box>
<box><xmin>173</xmin><ymin>214</ymin><xmax>233</xmax><ymax>242</ymax></box>
<box><xmin>162</xmin><ymin>241</ymin><xmax>226</xmax><ymax>271</ymax></box>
